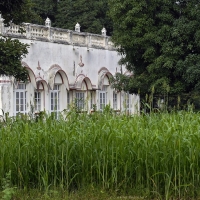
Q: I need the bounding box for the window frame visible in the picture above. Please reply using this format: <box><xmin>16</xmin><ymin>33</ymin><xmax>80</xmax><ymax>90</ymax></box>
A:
<box><xmin>34</xmin><ymin>91</ymin><xmax>41</xmax><ymax>112</ymax></box>
<box><xmin>75</xmin><ymin>91</ymin><xmax>85</xmax><ymax>110</ymax></box>
<box><xmin>99</xmin><ymin>85</ymin><xmax>107</xmax><ymax>110</ymax></box>
<box><xmin>50</xmin><ymin>85</ymin><xmax>60</xmax><ymax>117</ymax></box>
<box><xmin>15</xmin><ymin>83</ymin><xmax>27</xmax><ymax>115</ymax></box>
<box><xmin>113</xmin><ymin>91</ymin><xmax>118</xmax><ymax>110</ymax></box>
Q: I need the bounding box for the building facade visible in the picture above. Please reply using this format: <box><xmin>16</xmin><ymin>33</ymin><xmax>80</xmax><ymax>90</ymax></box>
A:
<box><xmin>0</xmin><ymin>15</ymin><xmax>140</xmax><ymax>117</ymax></box>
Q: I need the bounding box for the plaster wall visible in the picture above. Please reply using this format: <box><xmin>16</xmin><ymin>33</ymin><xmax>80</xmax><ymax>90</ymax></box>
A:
<box><xmin>0</xmin><ymin>17</ymin><xmax>140</xmax><ymax>117</ymax></box>
<box><xmin>21</xmin><ymin>39</ymin><xmax>121</xmax><ymax>85</ymax></box>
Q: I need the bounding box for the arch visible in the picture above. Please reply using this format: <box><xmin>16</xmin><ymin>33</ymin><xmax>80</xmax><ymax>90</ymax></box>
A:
<box><xmin>36</xmin><ymin>77</ymin><xmax>49</xmax><ymax>91</ymax></box>
<box><xmin>103</xmin><ymin>75</ymin><xmax>110</xmax><ymax>85</ymax></box>
<box><xmin>75</xmin><ymin>74</ymin><xmax>93</xmax><ymax>90</ymax></box>
<box><xmin>81</xmin><ymin>80</ymin><xmax>87</xmax><ymax>90</ymax></box>
<box><xmin>21</xmin><ymin>61</ymin><xmax>37</xmax><ymax>88</ymax></box>
<box><xmin>49</xmin><ymin>64</ymin><xmax>62</xmax><ymax>71</ymax></box>
<box><xmin>55</xmin><ymin>73</ymin><xmax>62</xmax><ymax>84</ymax></box>
<box><xmin>98</xmin><ymin>67</ymin><xmax>110</xmax><ymax>74</ymax></box>
<box><xmin>98</xmin><ymin>67</ymin><xmax>113</xmax><ymax>90</ymax></box>
<box><xmin>48</xmin><ymin>64</ymin><xmax>69</xmax><ymax>90</ymax></box>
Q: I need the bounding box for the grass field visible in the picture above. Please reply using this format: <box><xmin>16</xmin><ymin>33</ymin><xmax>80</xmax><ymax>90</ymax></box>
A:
<box><xmin>0</xmin><ymin>110</ymin><xmax>200</xmax><ymax>199</ymax></box>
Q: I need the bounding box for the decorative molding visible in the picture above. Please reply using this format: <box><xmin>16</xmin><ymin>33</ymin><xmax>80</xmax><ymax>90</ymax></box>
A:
<box><xmin>78</xmin><ymin>55</ymin><xmax>84</xmax><ymax>67</ymax></box>
<box><xmin>74</xmin><ymin>74</ymin><xmax>92</xmax><ymax>90</ymax></box>
<box><xmin>47</xmin><ymin>65</ymin><xmax>69</xmax><ymax>90</ymax></box>
<box><xmin>98</xmin><ymin>67</ymin><xmax>113</xmax><ymax>90</ymax></box>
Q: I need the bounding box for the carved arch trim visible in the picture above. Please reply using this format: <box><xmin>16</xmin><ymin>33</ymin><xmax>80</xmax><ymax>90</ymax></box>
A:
<box><xmin>98</xmin><ymin>67</ymin><xmax>113</xmax><ymax>90</ymax></box>
<box><xmin>21</xmin><ymin>61</ymin><xmax>37</xmax><ymax>88</ymax></box>
<box><xmin>75</xmin><ymin>74</ymin><xmax>92</xmax><ymax>90</ymax></box>
<box><xmin>48</xmin><ymin>64</ymin><xmax>69</xmax><ymax>90</ymax></box>
<box><xmin>36</xmin><ymin>77</ymin><xmax>49</xmax><ymax>91</ymax></box>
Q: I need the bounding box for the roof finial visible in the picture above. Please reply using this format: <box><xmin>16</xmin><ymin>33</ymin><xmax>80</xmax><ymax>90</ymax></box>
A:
<box><xmin>75</xmin><ymin>22</ymin><xmax>80</xmax><ymax>32</ymax></box>
<box><xmin>45</xmin><ymin>17</ymin><xmax>51</xmax><ymax>28</ymax></box>
<box><xmin>101</xmin><ymin>27</ymin><xmax>107</xmax><ymax>36</ymax></box>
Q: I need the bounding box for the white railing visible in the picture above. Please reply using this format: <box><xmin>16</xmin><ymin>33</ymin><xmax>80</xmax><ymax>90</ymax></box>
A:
<box><xmin>30</xmin><ymin>25</ymin><xmax>48</xmax><ymax>38</ymax></box>
<box><xmin>52</xmin><ymin>29</ymin><xmax>69</xmax><ymax>41</ymax></box>
<box><xmin>0</xmin><ymin>15</ymin><xmax>115</xmax><ymax>50</ymax></box>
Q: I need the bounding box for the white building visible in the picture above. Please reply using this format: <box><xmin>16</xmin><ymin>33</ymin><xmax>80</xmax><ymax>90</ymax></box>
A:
<box><xmin>0</xmin><ymin>15</ymin><xmax>140</xmax><ymax>117</ymax></box>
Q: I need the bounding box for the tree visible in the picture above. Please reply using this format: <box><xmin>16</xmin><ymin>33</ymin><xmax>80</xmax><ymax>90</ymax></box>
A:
<box><xmin>0</xmin><ymin>37</ymin><xmax>29</xmax><ymax>81</ymax></box>
<box><xmin>31</xmin><ymin>0</ymin><xmax>58</xmax><ymax>24</ymax></box>
<box><xmin>109</xmin><ymin>0</ymin><xmax>200</xmax><ymax>107</ymax></box>
<box><xmin>0</xmin><ymin>0</ymin><xmax>35</xmax><ymax>81</ymax></box>
<box><xmin>55</xmin><ymin>0</ymin><xmax>113</xmax><ymax>35</ymax></box>
<box><xmin>0</xmin><ymin>0</ymin><xmax>37</xmax><ymax>25</ymax></box>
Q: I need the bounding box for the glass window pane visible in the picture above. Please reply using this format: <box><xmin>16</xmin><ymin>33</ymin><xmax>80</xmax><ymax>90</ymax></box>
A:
<box><xmin>20</xmin><ymin>98</ymin><xmax>24</xmax><ymax>104</ymax></box>
<box><xmin>20</xmin><ymin>92</ymin><xmax>23</xmax><ymax>98</ymax></box>
<box><xmin>15</xmin><ymin>88</ymin><xmax>26</xmax><ymax>114</ymax></box>
<box><xmin>16</xmin><ymin>105</ymin><xmax>19</xmax><ymax>112</ymax></box>
<box><xmin>51</xmin><ymin>86</ymin><xmax>60</xmax><ymax>113</ymax></box>
<box><xmin>20</xmin><ymin>105</ymin><xmax>24</xmax><ymax>111</ymax></box>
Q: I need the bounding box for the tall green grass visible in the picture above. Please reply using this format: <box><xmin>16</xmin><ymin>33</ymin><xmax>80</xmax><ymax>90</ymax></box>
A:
<box><xmin>0</xmin><ymin>111</ymin><xmax>200</xmax><ymax>199</ymax></box>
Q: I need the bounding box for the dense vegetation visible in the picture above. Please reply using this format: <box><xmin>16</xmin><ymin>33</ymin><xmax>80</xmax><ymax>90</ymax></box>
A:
<box><xmin>0</xmin><ymin>0</ymin><xmax>36</xmax><ymax>25</ymax></box>
<box><xmin>2</xmin><ymin>0</ymin><xmax>200</xmax><ymax>99</ymax></box>
<box><xmin>0</xmin><ymin>0</ymin><xmax>34</xmax><ymax>81</ymax></box>
<box><xmin>31</xmin><ymin>0</ymin><xmax>113</xmax><ymax>35</ymax></box>
<box><xmin>1</xmin><ymin>111</ymin><xmax>200</xmax><ymax>199</ymax></box>
<box><xmin>109</xmin><ymin>0</ymin><xmax>200</xmax><ymax>108</ymax></box>
<box><xmin>1</xmin><ymin>1</ymin><xmax>200</xmax><ymax>198</ymax></box>
<box><xmin>0</xmin><ymin>37</ymin><xmax>29</xmax><ymax>82</ymax></box>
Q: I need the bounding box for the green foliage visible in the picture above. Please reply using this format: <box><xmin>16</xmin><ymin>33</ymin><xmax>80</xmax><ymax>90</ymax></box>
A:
<box><xmin>1</xmin><ymin>111</ymin><xmax>200</xmax><ymax>198</ymax></box>
<box><xmin>110</xmin><ymin>72</ymin><xmax>132</xmax><ymax>92</ymax></box>
<box><xmin>0</xmin><ymin>36</ymin><xmax>29</xmax><ymax>81</ymax></box>
<box><xmin>1</xmin><ymin>171</ymin><xmax>16</xmax><ymax>200</ymax></box>
<box><xmin>0</xmin><ymin>0</ymin><xmax>38</xmax><ymax>25</ymax></box>
<box><xmin>19</xmin><ymin>0</ymin><xmax>113</xmax><ymax>35</ymax></box>
<box><xmin>109</xmin><ymin>0</ymin><xmax>200</xmax><ymax>102</ymax></box>
<box><xmin>31</xmin><ymin>0</ymin><xmax>58</xmax><ymax>24</ymax></box>
<box><xmin>0</xmin><ymin>0</ymin><xmax>35</xmax><ymax>81</ymax></box>
<box><xmin>55</xmin><ymin>0</ymin><xmax>113</xmax><ymax>35</ymax></box>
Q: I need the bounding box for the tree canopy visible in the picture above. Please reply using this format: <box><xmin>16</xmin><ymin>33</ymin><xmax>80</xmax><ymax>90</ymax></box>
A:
<box><xmin>0</xmin><ymin>37</ymin><xmax>29</xmax><ymax>81</ymax></box>
<box><xmin>12</xmin><ymin>0</ymin><xmax>113</xmax><ymax>35</ymax></box>
<box><xmin>109</xmin><ymin>0</ymin><xmax>200</xmax><ymax>103</ymax></box>
<box><xmin>0</xmin><ymin>0</ymin><xmax>34</xmax><ymax>81</ymax></box>
<box><xmin>55</xmin><ymin>0</ymin><xmax>113</xmax><ymax>35</ymax></box>
<box><xmin>0</xmin><ymin>0</ymin><xmax>37</xmax><ymax>25</ymax></box>
<box><xmin>31</xmin><ymin>0</ymin><xmax>58</xmax><ymax>24</ymax></box>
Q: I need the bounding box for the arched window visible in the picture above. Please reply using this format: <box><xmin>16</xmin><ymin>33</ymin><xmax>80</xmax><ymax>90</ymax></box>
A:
<box><xmin>34</xmin><ymin>80</ymin><xmax>48</xmax><ymax>112</ymax></box>
<box><xmin>74</xmin><ymin>75</ymin><xmax>93</xmax><ymax>112</ymax></box>
<box><xmin>50</xmin><ymin>73</ymin><xmax>62</xmax><ymax>117</ymax></box>
<box><xmin>98</xmin><ymin>68</ymin><xmax>113</xmax><ymax>111</ymax></box>
<box><xmin>99</xmin><ymin>75</ymin><xmax>110</xmax><ymax>110</ymax></box>
<box><xmin>75</xmin><ymin>80</ymin><xmax>87</xmax><ymax>110</ymax></box>
<box><xmin>47</xmin><ymin>65</ymin><xmax>70</xmax><ymax>116</ymax></box>
<box><xmin>14</xmin><ymin>62</ymin><xmax>36</xmax><ymax>116</ymax></box>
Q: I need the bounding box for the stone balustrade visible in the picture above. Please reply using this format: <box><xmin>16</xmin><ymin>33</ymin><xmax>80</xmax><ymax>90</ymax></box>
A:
<box><xmin>0</xmin><ymin>14</ymin><xmax>115</xmax><ymax>50</ymax></box>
